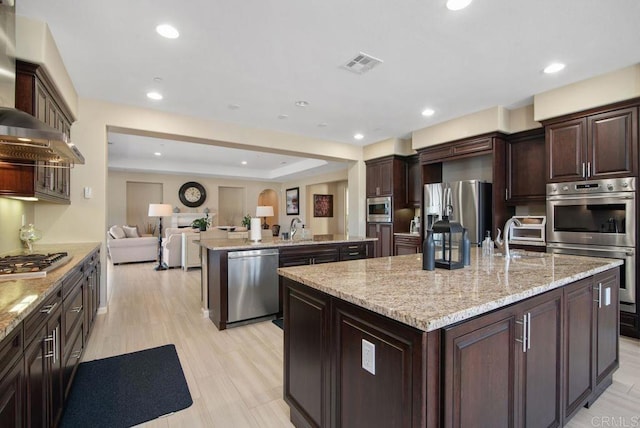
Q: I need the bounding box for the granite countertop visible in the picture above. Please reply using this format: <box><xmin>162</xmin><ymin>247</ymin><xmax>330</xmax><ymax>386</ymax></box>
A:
<box><xmin>0</xmin><ymin>242</ymin><xmax>101</xmax><ymax>342</ymax></box>
<box><xmin>394</xmin><ymin>232</ymin><xmax>421</xmax><ymax>237</ymax></box>
<box><xmin>278</xmin><ymin>248</ymin><xmax>622</xmax><ymax>332</ymax></box>
<box><xmin>199</xmin><ymin>234</ymin><xmax>376</xmax><ymax>251</ymax></box>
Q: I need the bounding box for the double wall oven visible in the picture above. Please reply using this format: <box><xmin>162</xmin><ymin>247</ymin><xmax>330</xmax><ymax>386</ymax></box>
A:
<box><xmin>546</xmin><ymin>177</ymin><xmax>636</xmax><ymax>313</ymax></box>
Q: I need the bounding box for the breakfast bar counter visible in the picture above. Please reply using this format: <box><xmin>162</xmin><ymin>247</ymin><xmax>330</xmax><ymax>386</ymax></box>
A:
<box><xmin>278</xmin><ymin>249</ymin><xmax>622</xmax><ymax>427</ymax></box>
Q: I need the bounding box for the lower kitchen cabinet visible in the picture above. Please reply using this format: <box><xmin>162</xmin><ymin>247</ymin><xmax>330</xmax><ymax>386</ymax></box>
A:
<box><xmin>394</xmin><ymin>234</ymin><xmax>421</xmax><ymax>255</ymax></box>
<box><xmin>283</xmin><ymin>278</ymin><xmax>429</xmax><ymax>428</ymax></box>
<box><xmin>367</xmin><ymin>223</ymin><xmax>393</xmax><ymax>257</ymax></box>
<box><xmin>24</xmin><ymin>295</ymin><xmax>63</xmax><ymax>428</ymax></box>
<box><xmin>284</xmin><ymin>267</ymin><xmax>620</xmax><ymax>427</ymax></box>
<box><xmin>0</xmin><ymin>246</ymin><xmax>100</xmax><ymax>428</ymax></box>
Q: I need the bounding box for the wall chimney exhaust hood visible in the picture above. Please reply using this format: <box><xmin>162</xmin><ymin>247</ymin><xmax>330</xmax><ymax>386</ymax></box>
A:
<box><xmin>0</xmin><ymin>107</ymin><xmax>85</xmax><ymax>164</ymax></box>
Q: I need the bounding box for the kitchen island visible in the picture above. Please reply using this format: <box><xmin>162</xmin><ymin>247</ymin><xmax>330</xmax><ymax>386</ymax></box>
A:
<box><xmin>199</xmin><ymin>235</ymin><xmax>376</xmax><ymax>330</ymax></box>
<box><xmin>278</xmin><ymin>249</ymin><xmax>622</xmax><ymax>427</ymax></box>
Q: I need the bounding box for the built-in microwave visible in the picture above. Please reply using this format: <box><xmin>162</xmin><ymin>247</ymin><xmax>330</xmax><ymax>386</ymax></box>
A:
<box><xmin>367</xmin><ymin>196</ymin><xmax>392</xmax><ymax>222</ymax></box>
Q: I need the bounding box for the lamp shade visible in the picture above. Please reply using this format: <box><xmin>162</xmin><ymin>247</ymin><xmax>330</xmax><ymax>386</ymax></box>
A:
<box><xmin>256</xmin><ymin>206</ymin><xmax>274</xmax><ymax>217</ymax></box>
<box><xmin>148</xmin><ymin>203</ymin><xmax>173</xmax><ymax>217</ymax></box>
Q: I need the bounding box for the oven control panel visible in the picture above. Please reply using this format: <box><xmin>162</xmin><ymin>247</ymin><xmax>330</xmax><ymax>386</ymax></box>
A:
<box><xmin>547</xmin><ymin>177</ymin><xmax>636</xmax><ymax>196</ymax></box>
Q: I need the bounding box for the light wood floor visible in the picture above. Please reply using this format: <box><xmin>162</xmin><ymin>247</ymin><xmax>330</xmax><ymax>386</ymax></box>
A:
<box><xmin>84</xmin><ymin>261</ymin><xmax>640</xmax><ymax>427</ymax></box>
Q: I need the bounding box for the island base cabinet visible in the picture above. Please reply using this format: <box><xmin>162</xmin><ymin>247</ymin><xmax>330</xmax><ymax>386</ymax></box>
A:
<box><xmin>333</xmin><ymin>300</ymin><xmax>427</xmax><ymax>428</ymax></box>
<box><xmin>283</xmin><ymin>278</ymin><xmax>434</xmax><ymax>428</ymax></box>
<box><xmin>443</xmin><ymin>289</ymin><xmax>563</xmax><ymax>428</ymax></box>
<box><xmin>284</xmin><ymin>282</ymin><xmax>330</xmax><ymax>428</ymax></box>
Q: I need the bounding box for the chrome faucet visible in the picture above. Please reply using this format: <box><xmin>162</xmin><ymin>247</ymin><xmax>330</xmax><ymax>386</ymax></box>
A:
<box><xmin>495</xmin><ymin>218</ymin><xmax>522</xmax><ymax>259</ymax></box>
<box><xmin>290</xmin><ymin>217</ymin><xmax>302</xmax><ymax>239</ymax></box>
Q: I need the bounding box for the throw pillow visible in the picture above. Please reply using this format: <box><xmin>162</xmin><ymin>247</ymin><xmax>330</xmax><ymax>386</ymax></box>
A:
<box><xmin>109</xmin><ymin>225</ymin><xmax>126</xmax><ymax>239</ymax></box>
<box><xmin>123</xmin><ymin>225</ymin><xmax>139</xmax><ymax>238</ymax></box>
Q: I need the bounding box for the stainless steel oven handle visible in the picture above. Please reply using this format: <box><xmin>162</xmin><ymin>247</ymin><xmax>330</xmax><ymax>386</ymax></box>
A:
<box><xmin>582</xmin><ymin>163</ymin><xmax>585</xmax><ymax>178</ymax></box>
<box><xmin>547</xmin><ymin>243</ymin><xmax>634</xmax><ymax>256</ymax></box>
<box><xmin>547</xmin><ymin>194</ymin><xmax>634</xmax><ymax>200</ymax></box>
<box><xmin>587</xmin><ymin>162</ymin><xmax>591</xmax><ymax>178</ymax></box>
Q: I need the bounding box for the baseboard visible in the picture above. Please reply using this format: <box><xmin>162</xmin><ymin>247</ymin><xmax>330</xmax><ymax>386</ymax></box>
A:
<box><xmin>201</xmin><ymin>308</ymin><xmax>210</xmax><ymax>318</ymax></box>
<box><xmin>97</xmin><ymin>306</ymin><xmax>108</xmax><ymax>315</ymax></box>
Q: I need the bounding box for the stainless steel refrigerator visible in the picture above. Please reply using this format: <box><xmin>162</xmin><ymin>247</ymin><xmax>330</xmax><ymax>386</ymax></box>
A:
<box><xmin>423</xmin><ymin>180</ymin><xmax>492</xmax><ymax>245</ymax></box>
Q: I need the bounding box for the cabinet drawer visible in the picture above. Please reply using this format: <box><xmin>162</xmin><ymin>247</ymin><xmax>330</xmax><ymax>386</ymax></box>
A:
<box><xmin>62</xmin><ymin>266</ymin><xmax>84</xmax><ymax>300</ymax></box>
<box><xmin>339</xmin><ymin>244</ymin><xmax>368</xmax><ymax>261</ymax></box>
<box><xmin>0</xmin><ymin>326</ymin><xmax>23</xmax><ymax>381</ymax></box>
<box><xmin>62</xmin><ymin>321</ymin><xmax>83</xmax><ymax>399</ymax></box>
<box><xmin>24</xmin><ymin>287</ymin><xmax>62</xmax><ymax>344</ymax></box>
<box><xmin>63</xmin><ymin>282</ymin><xmax>84</xmax><ymax>350</ymax></box>
<box><xmin>394</xmin><ymin>235</ymin><xmax>421</xmax><ymax>245</ymax></box>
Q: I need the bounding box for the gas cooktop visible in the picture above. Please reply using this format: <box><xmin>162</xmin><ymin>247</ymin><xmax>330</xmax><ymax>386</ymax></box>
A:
<box><xmin>0</xmin><ymin>252</ymin><xmax>71</xmax><ymax>280</ymax></box>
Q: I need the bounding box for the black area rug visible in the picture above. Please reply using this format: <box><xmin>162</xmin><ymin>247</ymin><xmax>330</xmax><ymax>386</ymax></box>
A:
<box><xmin>60</xmin><ymin>344</ymin><xmax>192</xmax><ymax>428</ymax></box>
<box><xmin>272</xmin><ymin>317</ymin><xmax>284</xmax><ymax>330</ymax></box>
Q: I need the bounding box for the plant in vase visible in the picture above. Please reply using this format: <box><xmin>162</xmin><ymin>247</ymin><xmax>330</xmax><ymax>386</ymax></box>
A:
<box><xmin>241</xmin><ymin>214</ymin><xmax>252</xmax><ymax>230</ymax></box>
<box><xmin>191</xmin><ymin>217</ymin><xmax>211</xmax><ymax>231</ymax></box>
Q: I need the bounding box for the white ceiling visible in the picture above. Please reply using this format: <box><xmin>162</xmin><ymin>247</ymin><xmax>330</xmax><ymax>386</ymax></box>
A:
<box><xmin>16</xmin><ymin>0</ymin><xmax>640</xmax><ymax>180</ymax></box>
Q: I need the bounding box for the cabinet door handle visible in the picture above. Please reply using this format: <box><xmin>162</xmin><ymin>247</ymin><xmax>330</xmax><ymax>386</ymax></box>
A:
<box><xmin>71</xmin><ymin>305</ymin><xmax>83</xmax><ymax>313</ymax></box>
<box><xmin>505</xmin><ymin>188</ymin><xmax>508</xmax><ymax>201</ymax></box>
<box><xmin>515</xmin><ymin>314</ymin><xmax>527</xmax><ymax>353</ymax></box>
<box><xmin>595</xmin><ymin>283</ymin><xmax>602</xmax><ymax>308</ymax></box>
<box><xmin>582</xmin><ymin>162</ymin><xmax>586</xmax><ymax>178</ymax></box>
<box><xmin>44</xmin><ymin>333</ymin><xmax>54</xmax><ymax>359</ymax></box>
<box><xmin>348</xmin><ymin>252</ymin><xmax>360</xmax><ymax>256</ymax></box>
<box><xmin>527</xmin><ymin>312</ymin><xmax>531</xmax><ymax>350</ymax></box>
<box><xmin>587</xmin><ymin>161</ymin><xmax>591</xmax><ymax>178</ymax></box>
<box><xmin>72</xmin><ymin>350</ymin><xmax>82</xmax><ymax>359</ymax></box>
<box><xmin>40</xmin><ymin>301</ymin><xmax>58</xmax><ymax>314</ymax></box>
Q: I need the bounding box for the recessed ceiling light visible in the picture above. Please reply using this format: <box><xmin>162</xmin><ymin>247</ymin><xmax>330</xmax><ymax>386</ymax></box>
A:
<box><xmin>278</xmin><ymin>114</ymin><xmax>289</xmax><ymax>119</ymax></box>
<box><xmin>156</xmin><ymin>24</ymin><xmax>179</xmax><ymax>39</ymax></box>
<box><xmin>147</xmin><ymin>91</ymin><xmax>163</xmax><ymax>100</ymax></box>
<box><xmin>241</xmin><ymin>161</ymin><xmax>247</xmax><ymax>165</ymax></box>
<box><xmin>544</xmin><ymin>62</ymin><xmax>566</xmax><ymax>74</ymax></box>
<box><xmin>317</xmin><ymin>122</ymin><xmax>328</xmax><ymax>127</ymax></box>
<box><xmin>354</xmin><ymin>133</ymin><xmax>364</xmax><ymax>140</ymax></box>
<box><xmin>295</xmin><ymin>100</ymin><xmax>309</xmax><ymax>107</ymax></box>
<box><xmin>421</xmin><ymin>108</ymin><xmax>435</xmax><ymax>117</ymax></box>
<box><xmin>154</xmin><ymin>152</ymin><xmax>162</xmax><ymax>156</ymax></box>
<box><xmin>228</xmin><ymin>104</ymin><xmax>240</xmax><ymax>110</ymax></box>
<box><xmin>153</xmin><ymin>77</ymin><xmax>163</xmax><ymax>82</ymax></box>
<box><xmin>446</xmin><ymin>0</ymin><xmax>472</xmax><ymax>11</ymax></box>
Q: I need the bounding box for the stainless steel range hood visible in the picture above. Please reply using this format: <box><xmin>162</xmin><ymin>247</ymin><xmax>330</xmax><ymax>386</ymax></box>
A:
<box><xmin>0</xmin><ymin>1</ymin><xmax>84</xmax><ymax>166</ymax></box>
<box><xmin>0</xmin><ymin>107</ymin><xmax>85</xmax><ymax>164</ymax></box>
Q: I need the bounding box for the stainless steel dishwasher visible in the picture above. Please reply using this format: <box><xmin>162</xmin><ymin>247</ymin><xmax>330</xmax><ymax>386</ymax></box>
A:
<box><xmin>227</xmin><ymin>248</ymin><xmax>280</xmax><ymax>323</ymax></box>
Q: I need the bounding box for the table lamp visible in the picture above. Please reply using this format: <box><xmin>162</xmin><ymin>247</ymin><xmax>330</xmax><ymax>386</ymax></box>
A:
<box><xmin>256</xmin><ymin>206</ymin><xmax>274</xmax><ymax>230</ymax></box>
<box><xmin>148</xmin><ymin>203</ymin><xmax>173</xmax><ymax>270</ymax></box>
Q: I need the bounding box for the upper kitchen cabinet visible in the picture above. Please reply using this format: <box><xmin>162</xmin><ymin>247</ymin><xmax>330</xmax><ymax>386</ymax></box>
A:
<box><xmin>365</xmin><ymin>156</ymin><xmax>407</xmax><ymax>203</ymax></box>
<box><xmin>505</xmin><ymin>128</ymin><xmax>545</xmax><ymax>204</ymax></box>
<box><xmin>406</xmin><ymin>155</ymin><xmax>421</xmax><ymax>206</ymax></box>
<box><xmin>0</xmin><ymin>60</ymin><xmax>76</xmax><ymax>203</ymax></box>
<box><xmin>545</xmin><ymin>101</ymin><xmax>638</xmax><ymax>183</ymax></box>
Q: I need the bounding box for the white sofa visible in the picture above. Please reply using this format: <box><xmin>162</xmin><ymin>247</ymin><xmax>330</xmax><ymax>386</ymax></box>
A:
<box><xmin>106</xmin><ymin>226</ymin><xmax>158</xmax><ymax>264</ymax></box>
<box><xmin>162</xmin><ymin>227</ymin><xmax>200</xmax><ymax>268</ymax></box>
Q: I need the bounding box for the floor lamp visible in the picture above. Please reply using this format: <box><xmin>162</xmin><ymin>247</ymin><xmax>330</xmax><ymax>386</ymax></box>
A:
<box><xmin>148</xmin><ymin>203</ymin><xmax>173</xmax><ymax>271</ymax></box>
<box><xmin>256</xmin><ymin>205</ymin><xmax>274</xmax><ymax>230</ymax></box>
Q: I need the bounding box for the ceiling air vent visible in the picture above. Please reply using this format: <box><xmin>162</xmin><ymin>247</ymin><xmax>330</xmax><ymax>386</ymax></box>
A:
<box><xmin>342</xmin><ymin>52</ymin><xmax>383</xmax><ymax>75</ymax></box>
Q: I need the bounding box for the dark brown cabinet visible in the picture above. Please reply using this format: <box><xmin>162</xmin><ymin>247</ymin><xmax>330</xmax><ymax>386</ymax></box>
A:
<box><xmin>443</xmin><ymin>288</ymin><xmax>562</xmax><ymax>428</ymax></box>
<box><xmin>0</xmin><ymin>327</ymin><xmax>24</xmax><ymax>428</ymax></box>
<box><xmin>545</xmin><ymin>106</ymin><xmax>638</xmax><ymax>182</ymax></box>
<box><xmin>593</xmin><ymin>268</ymin><xmax>620</xmax><ymax>397</ymax></box>
<box><xmin>84</xmin><ymin>251</ymin><xmax>101</xmax><ymax>334</ymax></box>
<box><xmin>367</xmin><ymin>223</ymin><xmax>393</xmax><ymax>257</ymax></box>
<box><xmin>24</xmin><ymin>290</ymin><xmax>64</xmax><ymax>428</ymax></box>
<box><xmin>406</xmin><ymin>155</ymin><xmax>421</xmax><ymax>206</ymax></box>
<box><xmin>394</xmin><ymin>234</ymin><xmax>421</xmax><ymax>255</ymax></box>
<box><xmin>0</xmin><ymin>60</ymin><xmax>75</xmax><ymax>203</ymax></box>
<box><xmin>505</xmin><ymin>129</ymin><xmax>546</xmax><ymax>204</ymax></box>
<box><xmin>283</xmin><ymin>279</ymin><xmax>429</xmax><ymax>428</ymax></box>
<box><xmin>366</xmin><ymin>157</ymin><xmax>402</xmax><ymax>198</ymax></box>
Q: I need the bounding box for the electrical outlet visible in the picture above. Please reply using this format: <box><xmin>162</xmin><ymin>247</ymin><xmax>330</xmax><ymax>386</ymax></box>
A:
<box><xmin>605</xmin><ymin>287</ymin><xmax>611</xmax><ymax>306</ymax></box>
<box><xmin>362</xmin><ymin>339</ymin><xmax>375</xmax><ymax>375</ymax></box>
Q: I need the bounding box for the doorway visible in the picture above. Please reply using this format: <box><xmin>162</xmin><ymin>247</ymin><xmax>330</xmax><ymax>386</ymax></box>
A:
<box><xmin>258</xmin><ymin>189</ymin><xmax>279</xmax><ymax>229</ymax></box>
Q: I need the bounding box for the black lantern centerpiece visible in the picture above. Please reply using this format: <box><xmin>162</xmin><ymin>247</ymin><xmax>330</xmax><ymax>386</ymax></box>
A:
<box><xmin>429</xmin><ymin>215</ymin><xmax>467</xmax><ymax>270</ymax></box>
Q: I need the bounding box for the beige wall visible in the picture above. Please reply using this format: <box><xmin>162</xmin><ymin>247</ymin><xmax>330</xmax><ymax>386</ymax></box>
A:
<box><xmin>363</xmin><ymin>138</ymin><xmax>414</xmax><ymax>161</ymax></box>
<box><xmin>108</xmin><ymin>170</ymin><xmax>278</xmax><ymax>229</ymax></box>
<box><xmin>0</xmin><ymin>198</ymin><xmax>34</xmax><ymax>254</ymax></box>
<box><xmin>535</xmin><ymin>65</ymin><xmax>640</xmax><ymax>121</ymax></box>
<box><xmin>305</xmin><ymin>181</ymin><xmax>347</xmax><ymax>235</ymax></box>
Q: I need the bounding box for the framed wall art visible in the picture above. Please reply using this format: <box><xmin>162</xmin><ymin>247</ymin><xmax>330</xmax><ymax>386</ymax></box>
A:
<box><xmin>286</xmin><ymin>187</ymin><xmax>300</xmax><ymax>215</ymax></box>
<box><xmin>313</xmin><ymin>194</ymin><xmax>333</xmax><ymax>217</ymax></box>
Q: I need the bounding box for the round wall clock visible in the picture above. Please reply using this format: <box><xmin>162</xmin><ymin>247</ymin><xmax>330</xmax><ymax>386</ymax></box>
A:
<box><xmin>178</xmin><ymin>181</ymin><xmax>206</xmax><ymax>207</ymax></box>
